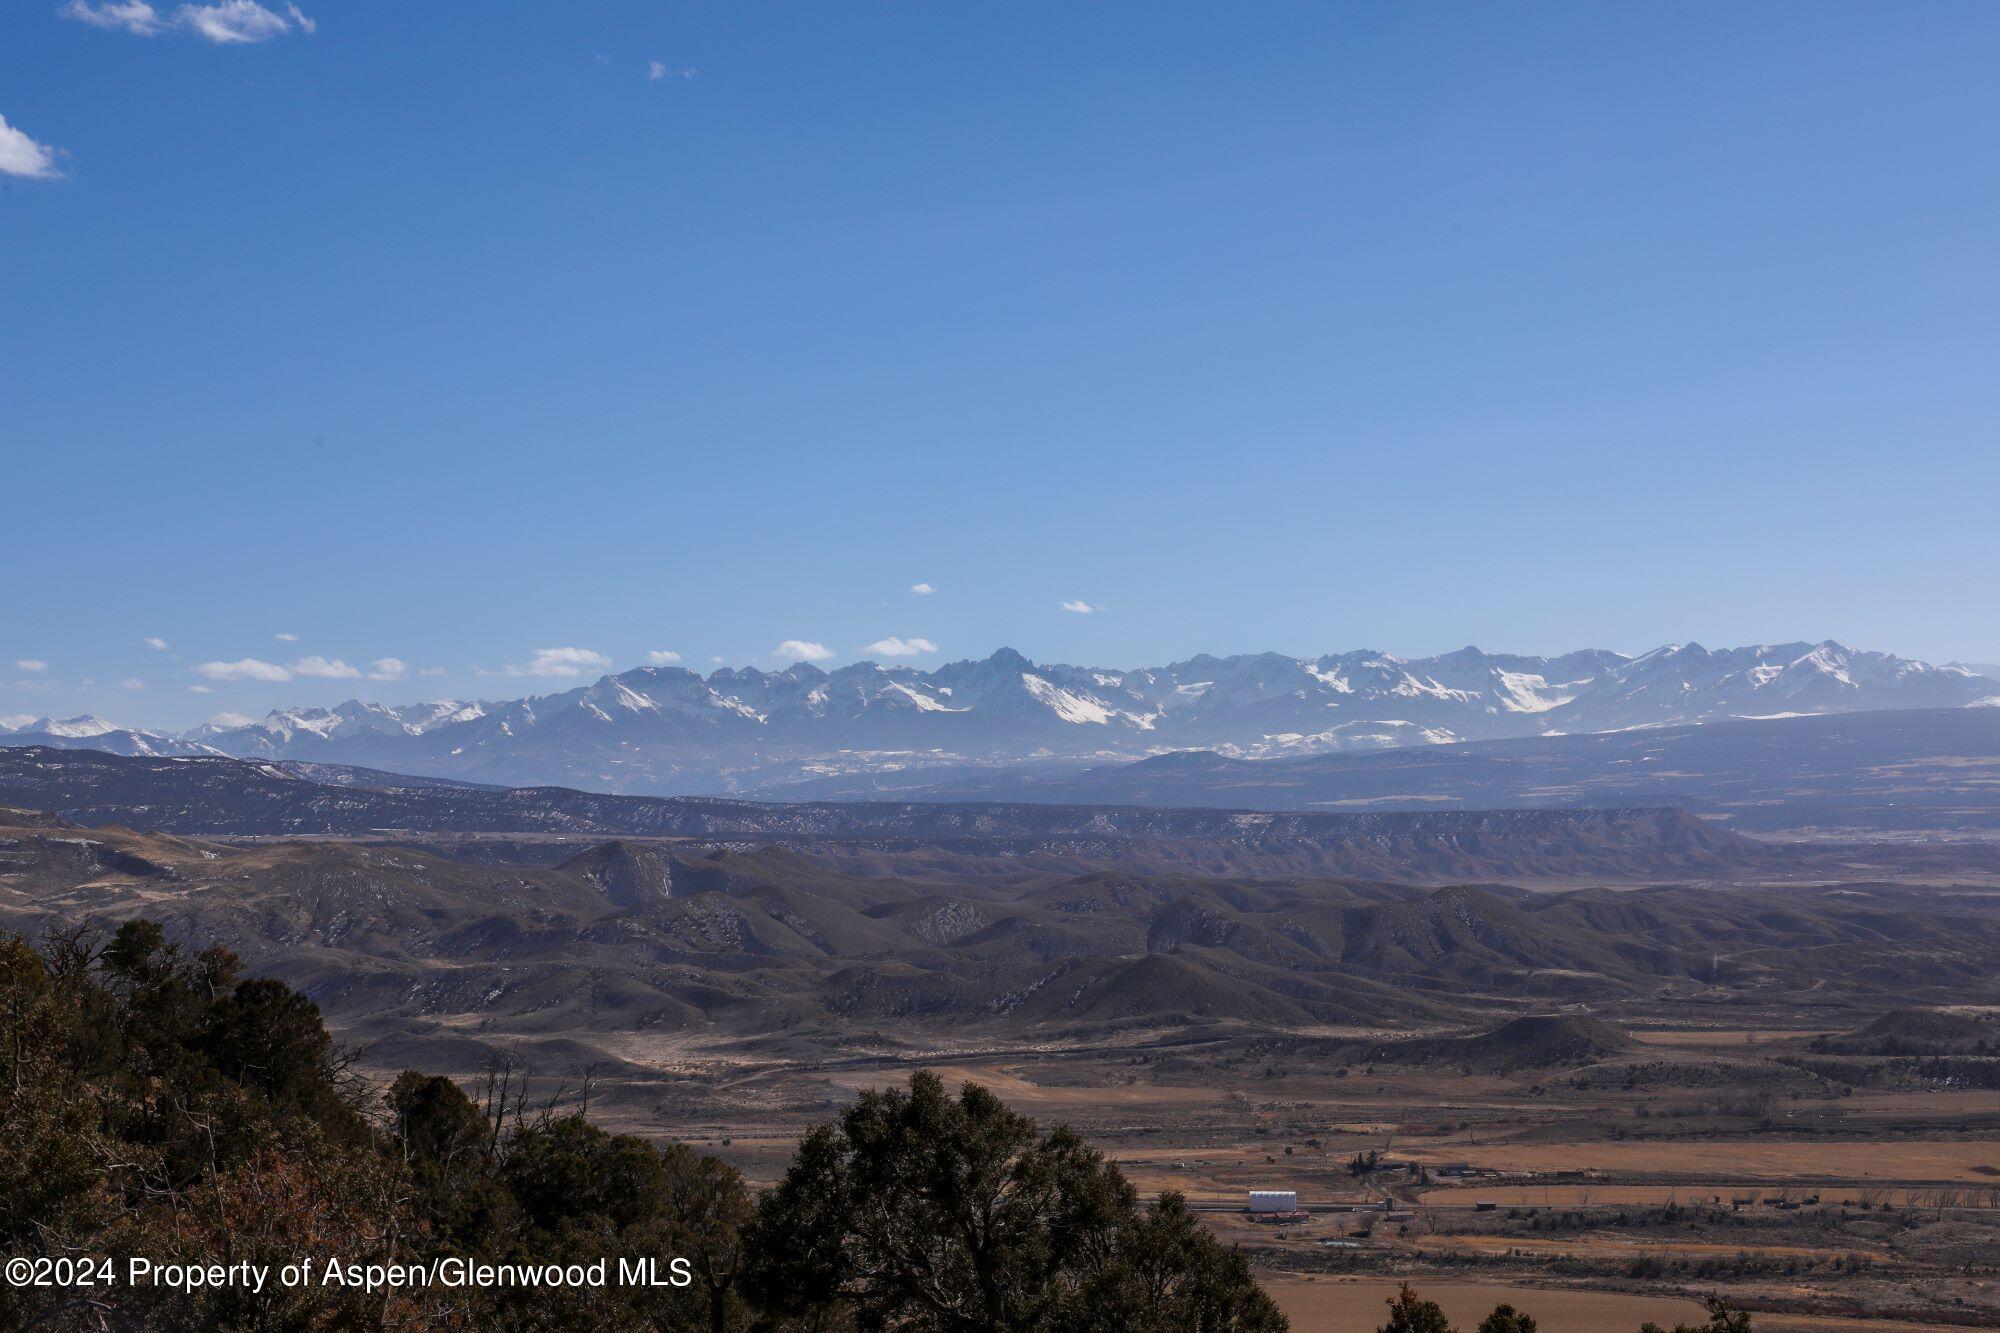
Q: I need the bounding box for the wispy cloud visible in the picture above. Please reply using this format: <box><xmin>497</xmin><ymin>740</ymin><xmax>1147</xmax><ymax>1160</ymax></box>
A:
<box><xmin>15</xmin><ymin>660</ymin><xmax>49</xmax><ymax>673</ymax></box>
<box><xmin>648</xmin><ymin>61</ymin><xmax>697</xmax><ymax>81</ymax></box>
<box><xmin>180</xmin><ymin>0</ymin><xmax>281</xmax><ymax>42</ymax></box>
<box><xmin>417</xmin><ymin>666</ymin><xmax>447</xmax><ymax>678</ymax></box>
<box><xmin>116</xmin><ymin>677</ymin><xmax>146</xmax><ymax>691</ymax></box>
<box><xmin>207</xmin><ymin>711</ymin><xmax>255</xmax><ymax>728</ymax></box>
<box><xmin>195</xmin><ymin>657</ymin><xmax>291</xmax><ymax>682</ymax></box>
<box><xmin>481</xmin><ymin>646</ymin><xmax>613</xmax><ymax>679</ymax></box>
<box><xmin>1060</xmin><ymin>600</ymin><xmax>1099</xmax><ymax>614</ymax></box>
<box><xmin>195</xmin><ymin>653</ymin><xmax>399</xmax><ymax>683</ymax></box>
<box><xmin>775</xmin><ymin>640</ymin><xmax>834</xmax><ymax>663</ymax></box>
<box><xmin>63</xmin><ymin>1</ymin><xmax>315</xmax><ymax>43</ymax></box>
<box><xmin>0</xmin><ymin>114</ymin><xmax>62</xmax><ymax>181</ymax></box>
<box><xmin>863</xmin><ymin>637</ymin><xmax>938</xmax><ymax>658</ymax></box>
<box><xmin>910</xmin><ymin>582</ymin><xmax>935</xmax><ymax>596</ymax></box>
<box><xmin>183</xmin><ymin>0</ymin><xmax>310</xmax><ymax>42</ymax></box>
<box><xmin>143</xmin><ymin>636</ymin><xmax>169</xmax><ymax>651</ymax></box>
<box><xmin>56</xmin><ymin>1</ymin><xmax>163</xmax><ymax>35</ymax></box>
<box><xmin>646</xmin><ymin>650</ymin><xmax>683</xmax><ymax>665</ymax></box>
<box><xmin>291</xmin><ymin>655</ymin><xmax>360</xmax><ymax>679</ymax></box>
<box><xmin>189</xmin><ymin>684</ymin><xmax>214</xmax><ymax>694</ymax></box>
<box><xmin>274</xmin><ymin>632</ymin><xmax>299</xmax><ymax>642</ymax></box>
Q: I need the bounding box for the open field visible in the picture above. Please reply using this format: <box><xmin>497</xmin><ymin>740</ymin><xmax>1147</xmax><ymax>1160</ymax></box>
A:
<box><xmin>1263</xmin><ymin>1274</ymin><xmax>1970</xmax><ymax>1331</ymax></box>
<box><xmin>1407</xmin><ymin>1140</ymin><xmax>2000</xmax><ymax>1184</ymax></box>
<box><xmin>715</xmin><ymin>1046</ymin><xmax>2000</xmax><ymax>1326</ymax></box>
<box><xmin>601</xmin><ymin>1048</ymin><xmax>2000</xmax><ymax>1328</ymax></box>
<box><xmin>1418</xmin><ymin>1184</ymin><xmax>1988</xmax><ymax>1209</ymax></box>
<box><xmin>819</xmin><ymin>1061</ymin><xmax>1239</xmax><ymax>1111</ymax></box>
<box><xmin>1260</xmin><ymin>1277</ymin><xmax>1704</xmax><ymax>1332</ymax></box>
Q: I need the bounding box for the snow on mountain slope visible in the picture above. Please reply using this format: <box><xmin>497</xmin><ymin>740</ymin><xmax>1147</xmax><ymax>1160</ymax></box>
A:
<box><xmin>0</xmin><ymin>716</ymin><xmax>219</xmax><ymax>758</ymax></box>
<box><xmin>24</xmin><ymin>715</ymin><xmax>120</xmax><ymax>738</ymax></box>
<box><xmin>13</xmin><ymin>641</ymin><xmax>1989</xmax><ymax>795</ymax></box>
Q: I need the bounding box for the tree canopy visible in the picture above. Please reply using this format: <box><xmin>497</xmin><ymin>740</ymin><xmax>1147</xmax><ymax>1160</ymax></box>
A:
<box><xmin>0</xmin><ymin>922</ymin><xmax>1285</xmax><ymax>1333</ymax></box>
<box><xmin>745</xmin><ymin>1069</ymin><xmax>1285</xmax><ymax>1332</ymax></box>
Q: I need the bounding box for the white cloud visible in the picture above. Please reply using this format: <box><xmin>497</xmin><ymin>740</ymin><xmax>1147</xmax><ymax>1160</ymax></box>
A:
<box><xmin>57</xmin><ymin>1</ymin><xmax>163</xmax><ymax>35</ymax></box>
<box><xmin>1060</xmin><ymin>600</ymin><xmax>1099</xmax><ymax>614</ymax></box>
<box><xmin>189</xmin><ymin>684</ymin><xmax>213</xmax><ymax>694</ymax></box>
<box><xmin>176</xmin><ymin>1</ymin><xmax>309</xmax><ymax>43</ymax></box>
<box><xmin>143</xmin><ymin>636</ymin><xmax>169</xmax><ymax>651</ymax></box>
<box><xmin>274</xmin><ymin>632</ymin><xmax>299</xmax><ymax>642</ymax></box>
<box><xmin>863</xmin><ymin>637</ymin><xmax>939</xmax><ymax>658</ymax></box>
<box><xmin>481</xmin><ymin>646</ymin><xmax>613</xmax><ymax>679</ymax></box>
<box><xmin>196</xmin><ymin>657</ymin><xmax>291</xmax><ymax>682</ymax></box>
<box><xmin>61</xmin><ymin>0</ymin><xmax>312</xmax><ymax>42</ymax></box>
<box><xmin>527</xmin><ymin>646</ymin><xmax>611</xmax><ymax>677</ymax></box>
<box><xmin>0</xmin><ymin>115</ymin><xmax>62</xmax><ymax>181</ymax></box>
<box><xmin>14</xmin><ymin>660</ymin><xmax>48</xmax><ymax>673</ymax></box>
<box><xmin>910</xmin><ymin>582</ymin><xmax>935</xmax><ymax>596</ymax></box>
<box><xmin>207</xmin><ymin>711</ymin><xmax>255</xmax><ymax>728</ymax></box>
<box><xmin>648</xmin><ymin>60</ymin><xmax>666</xmax><ymax>81</ymax></box>
<box><xmin>775</xmin><ymin>640</ymin><xmax>834</xmax><ymax>663</ymax></box>
<box><xmin>116</xmin><ymin>677</ymin><xmax>146</xmax><ymax>691</ymax></box>
<box><xmin>291</xmin><ymin>655</ymin><xmax>360</xmax><ymax>679</ymax></box>
<box><xmin>368</xmin><ymin>657</ymin><xmax>407</xmax><ymax>681</ymax></box>
<box><xmin>647</xmin><ymin>650</ymin><xmax>683</xmax><ymax>665</ymax></box>
<box><xmin>417</xmin><ymin>666</ymin><xmax>447</xmax><ymax>677</ymax></box>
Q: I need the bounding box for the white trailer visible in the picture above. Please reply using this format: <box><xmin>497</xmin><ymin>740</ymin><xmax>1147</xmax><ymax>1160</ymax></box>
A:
<box><xmin>1248</xmin><ymin>1190</ymin><xmax>1298</xmax><ymax>1214</ymax></box>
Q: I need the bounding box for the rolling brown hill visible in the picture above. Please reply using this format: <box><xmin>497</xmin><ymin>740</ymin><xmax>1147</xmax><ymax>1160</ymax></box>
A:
<box><xmin>1812</xmin><ymin>1008</ymin><xmax>2000</xmax><ymax>1055</ymax></box>
<box><xmin>7</xmin><ymin>803</ymin><xmax>2000</xmax><ymax>1093</ymax></box>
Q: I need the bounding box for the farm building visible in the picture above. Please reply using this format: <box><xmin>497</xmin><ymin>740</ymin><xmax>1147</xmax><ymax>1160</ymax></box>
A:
<box><xmin>1248</xmin><ymin>1190</ymin><xmax>1298</xmax><ymax>1214</ymax></box>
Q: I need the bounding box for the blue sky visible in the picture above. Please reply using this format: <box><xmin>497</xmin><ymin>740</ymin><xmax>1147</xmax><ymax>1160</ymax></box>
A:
<box><xmin>4</xmin><ymin>2</ymin><xmax>1998</xmax><ymax>729</ymax></box>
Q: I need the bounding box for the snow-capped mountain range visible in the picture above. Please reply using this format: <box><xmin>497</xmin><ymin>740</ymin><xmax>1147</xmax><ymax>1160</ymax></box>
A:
<box><xmin>5</xmin><ymin>641</ymin><xmax>1994</xmax><ymax>795</ymax></box>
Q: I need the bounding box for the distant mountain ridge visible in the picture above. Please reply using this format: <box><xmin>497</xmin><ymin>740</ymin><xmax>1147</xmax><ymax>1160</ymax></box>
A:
<box><xmin>4</xmin><ymin>639</ymin><xmax>1991</xmax><ymax>795</ymax></box>
<box><xmin>784</xmin><ymin>706</ymin><xmax>2000</xmax><ymax>835</ymax></box>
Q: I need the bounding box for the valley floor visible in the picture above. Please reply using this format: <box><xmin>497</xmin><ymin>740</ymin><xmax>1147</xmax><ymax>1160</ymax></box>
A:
<box><xmin>557</xmin><ymin>1026</ymin><xmax>2000</xmax><ymax>1331</ymax></box>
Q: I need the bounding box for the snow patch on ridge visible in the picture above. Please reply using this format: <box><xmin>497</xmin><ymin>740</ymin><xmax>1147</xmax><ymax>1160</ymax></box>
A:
<box><xmin>1494</xmin><ymin>672</ymin><xmax>1574</xmax><ymax>714</ymax></box>
<box><xmin>886</xmin><ymin>682</ymin><xmax>966</xmax><ymax>713</ymax></box>
<box><xmin>1020</xmin><ymin>674</ymin><xmax>1115</xmax><ymax>725</ymax></box>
